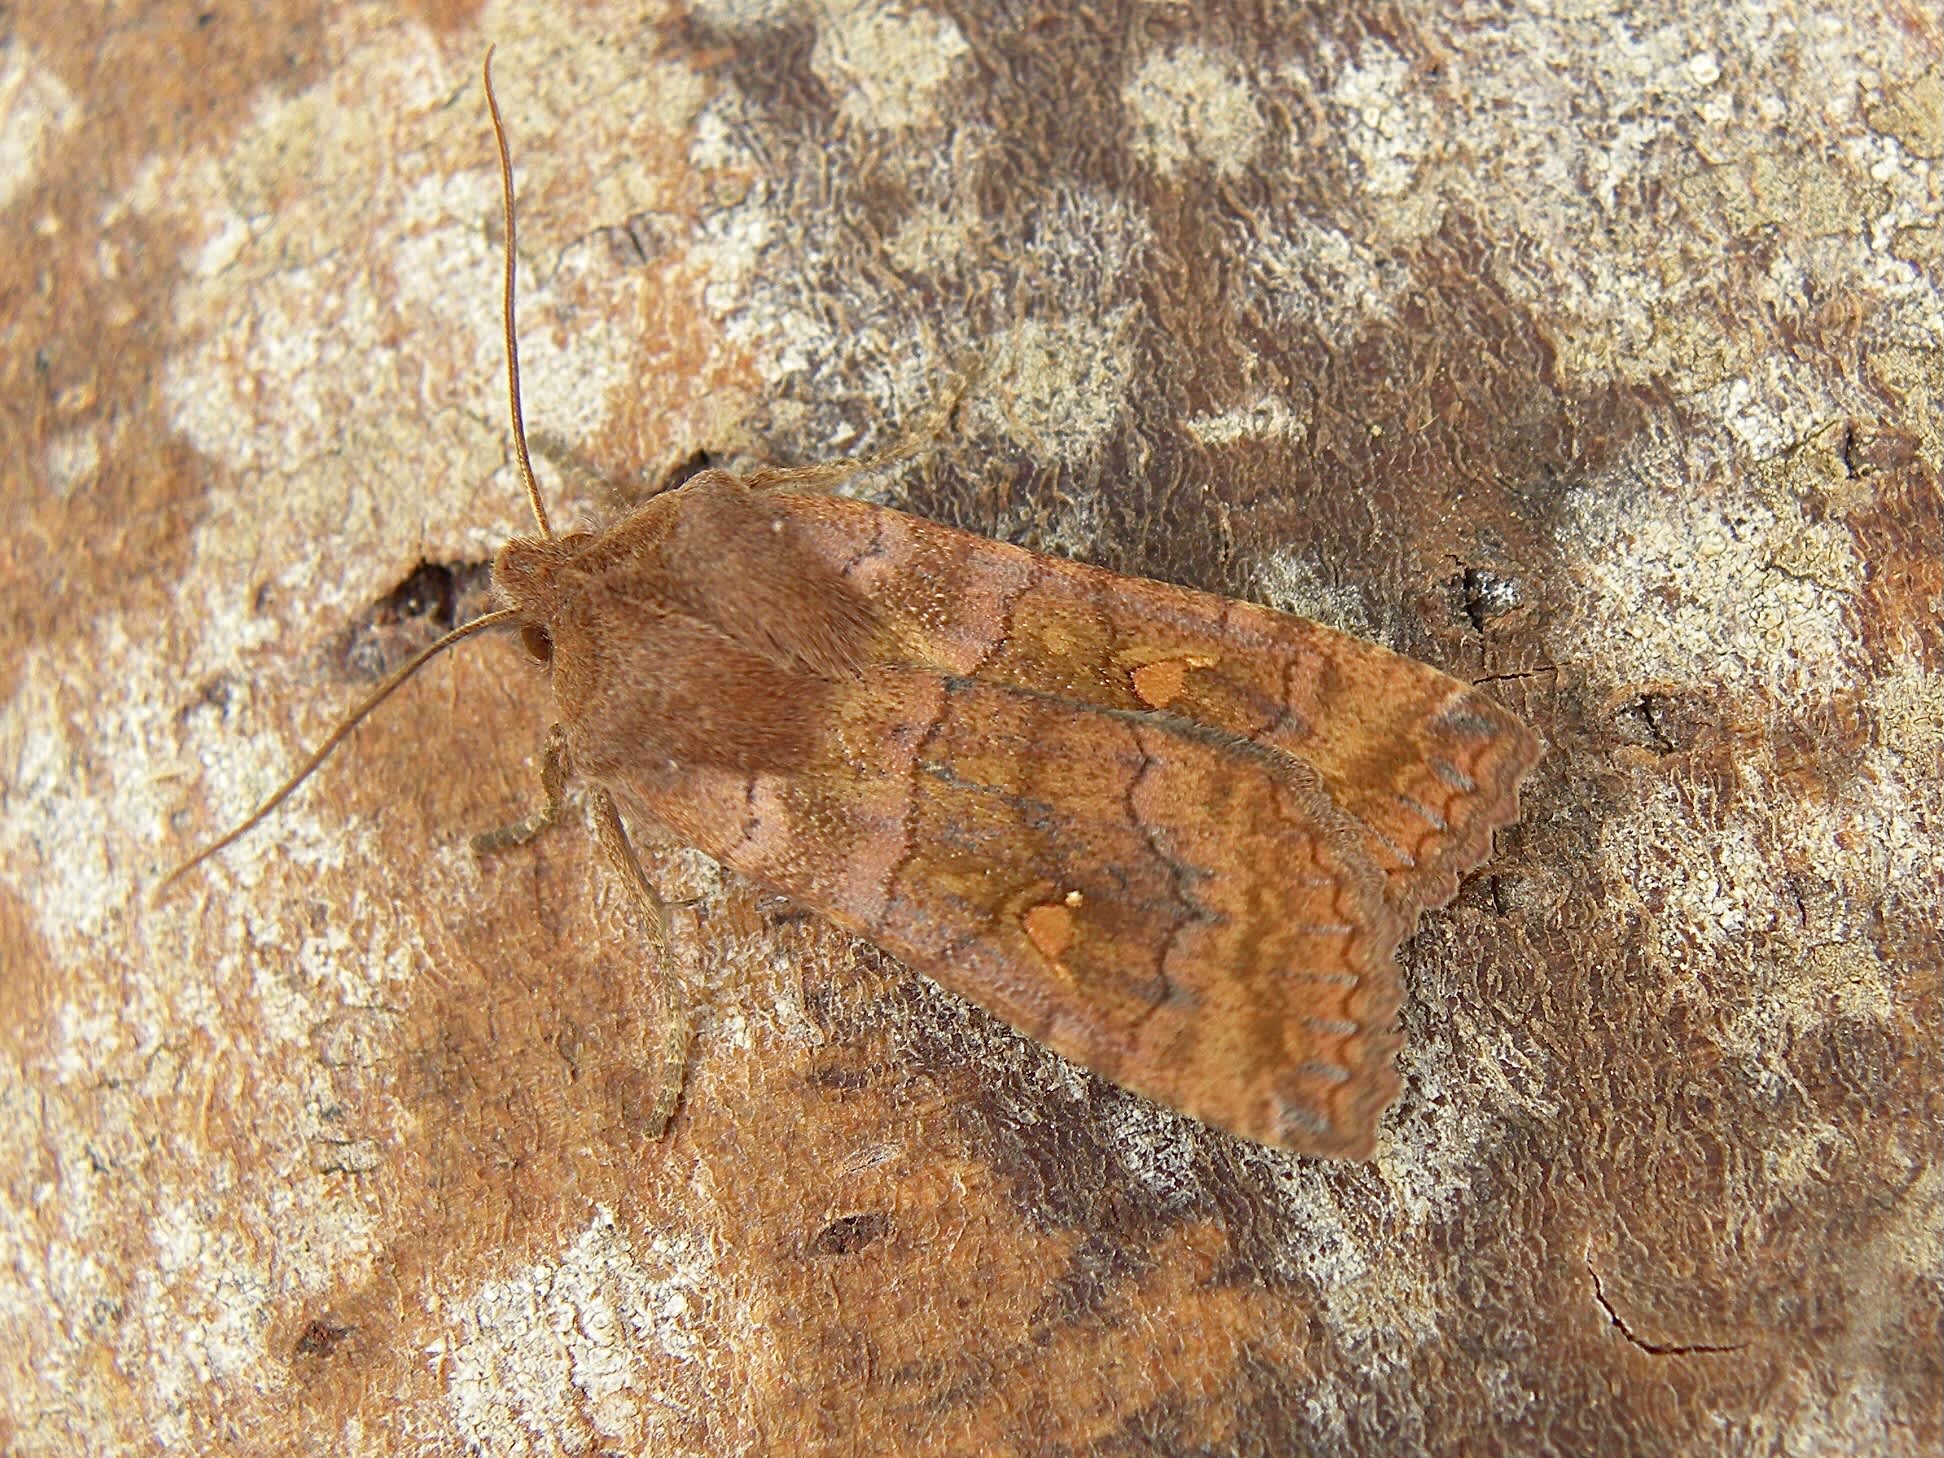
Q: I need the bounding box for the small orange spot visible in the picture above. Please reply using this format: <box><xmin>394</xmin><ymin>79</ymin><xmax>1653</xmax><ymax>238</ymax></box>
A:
<box><xmin>1132</xmin><ymin>659</ymin><xmax>1187</xmax><ymax>708</ymax></box>
<box><xmin>1021</xmin><ymin>902</ymin><xmax>1075</xmax><ymax>966</ymax></box>
<box><xmin>1131</xmin><ymin>655</ymin><xmax>1217</xmax><ymax>708</ymax></box>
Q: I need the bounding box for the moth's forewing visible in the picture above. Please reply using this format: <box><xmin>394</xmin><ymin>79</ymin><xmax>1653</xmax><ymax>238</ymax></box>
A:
<box><xmin>770</xmin><ymin>492</ymin><xmax>1541</xmax><ymax>920</ymax></box>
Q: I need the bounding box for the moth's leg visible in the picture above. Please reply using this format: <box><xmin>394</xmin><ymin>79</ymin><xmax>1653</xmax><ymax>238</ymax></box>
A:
<box><xmin>587</xmin><ymin>786</ymin><xmax>692</xmax><ymax>1137</ymax></box>
<box><xmin>641</xmin><ymin>975</ymin><xmax>694</xmax><ymax>1139</ymax></box>
<box><xmin>470</xmin><ymin>722</ymin><xmax>571</xmax><ymax>855</ymax></box>
<box><xmin>529</xmin><ymin>428</ymin><xmax>649</xmax><ymax>515</ymax></box>
<box><xmin>585</xmin><ymin>786</ymin><xmax>667</xmax><ymax>945</ymax></box>
<box><xmin>742</xmin><ymin>455</ymin><xmax>880</xmax><ymax>495</ymax></box>
<box><xmin>745</xmin><ymin>360</ymin><xmax>980</xmax><ymax>494</ymax></box>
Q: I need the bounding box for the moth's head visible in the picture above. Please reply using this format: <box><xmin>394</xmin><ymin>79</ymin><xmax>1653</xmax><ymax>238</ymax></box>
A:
<box><xmin>492</xmin><ymin>532</ymin><xmax>594</xmax><ymax>665</ymax></box>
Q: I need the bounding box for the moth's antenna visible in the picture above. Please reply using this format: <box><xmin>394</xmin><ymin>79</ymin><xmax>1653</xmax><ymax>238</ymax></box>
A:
<box><xmin>483</xmin><ymin>47</ymin><xmax>551</xmax><ymax>539</ymax></box>
<box><xmin>156</xmin><ymin>608</ymin><xmax>521</xmax><ymax>895</ymax></box>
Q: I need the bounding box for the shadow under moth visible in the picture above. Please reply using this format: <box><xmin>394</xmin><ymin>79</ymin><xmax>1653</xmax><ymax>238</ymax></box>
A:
<box><xmin>166</xmin><ymin>55</ymin><xmax>1541</xmax><ymax>1161</ymax></box>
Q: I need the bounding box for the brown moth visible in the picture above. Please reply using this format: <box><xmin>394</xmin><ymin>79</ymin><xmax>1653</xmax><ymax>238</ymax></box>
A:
<box><xmin>167</xmin><ymin>56</ymin><xmax>1541</xmax><ymax>1160</ymax></box>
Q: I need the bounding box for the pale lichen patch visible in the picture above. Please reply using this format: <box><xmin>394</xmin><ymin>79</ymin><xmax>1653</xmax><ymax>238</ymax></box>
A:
<box><xmin>1377</xmin><ymin>1000</ymin><xmax>1560</xmax><ymax>1230</ymax></box>
<box><xmin>1863</xmin><ymin>64</ymin><xmax>1943</xmax><ymax>161</ymax></box>
<box><xmin>1560</xmin><ymin>437</ymin><xmax>1864</xmax><ymax>705</ymax></box>
<box><xmin>140</xmin><ymin>1184</ymin><xmax>279</xmax><ymax>1448</ymax></box>
<box><xmin>0</xmin><ymin>41</ymin><xmax>79</xmax><ymax>211</ymax></box>
<box><xmin>886</xmin><ymin>198</ymin><xmax>977</xmax><ymax>274</ymax></box>
<box><xmin>444</xmin><ymin>1209</ymin><xmax>742</xmax><ymax>1456</ymax></box>
<box><xmin>42</xmin><ymin>422</ymin><xmax>100</xmax><ymax>500</ymax></box>
<box><xmin>1253</xmin><ymin>550</ymin><xmax>1392</xmax><ymax>643</ymax></box>
<box><xmin>1232</xmin><ymin>207</ymin><xmax>1414</xmax><ymax>340</ymax></box>
<box><xmin>1249</xmin><ymin>9</ymin><xmax>1944</xmax><ymax>397</ymax></box>
<box><xmin>1124</xmin><ymin>43</ymin><xmax>1267</xmax><ymax>181</ymax></box>
<box><xmin>686</xmin><ymin>0</ymin><xmax>796</xmax><ymax>22</ymax></box>
<box><xmin>1597</xmin><ymin>746</ymin><xmax>1927</xmax><ymax>1065</ymax></box>
<box><xmin>1183</xmin><ymin>395</ymin><xmax>1311</xmax><ymax>447</ymax></box>
<box><xmin>811</xmin><ymin>1</ymin><xmax>970</xmax><ymax>132</ymax></box>
<box><xmin>151</xmin><ymin>21</ymin><xmax>709</xmax><ymax>668</ymax></box>
<box><xmin>1871</xmin><ymin>654</ymin><xmax>1943</xmax><ymax>769</ymax></box>
<box><xmin>1323</xmin><ymin>42</ymin><xmax>1435</xmax><ymax>203</ymax></box>
<box><xmin>1264</xmin><ymin>1157</ymin><xmax>1446</xmax><ymax>1440</ymax></box>
<box><xmin>974</xmin><ymin>308</ymin><xmax>1139</xmax><ymax>466</ymax></box>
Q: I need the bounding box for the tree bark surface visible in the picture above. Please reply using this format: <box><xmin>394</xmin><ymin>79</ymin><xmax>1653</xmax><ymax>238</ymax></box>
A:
<box><xmin>1</xmin><ymin>3</ymin><xmax>1937</xmax><ymax>1454</ymax></box>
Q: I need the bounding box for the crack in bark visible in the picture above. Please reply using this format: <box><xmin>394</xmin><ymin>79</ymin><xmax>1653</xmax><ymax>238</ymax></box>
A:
<box><xmin>1585</xmin><ymin>1252</ymin><xmax>1748</xmax><ymax>1358</ymax></box>
<box><xmin>1470</xmin><ymin>665</ymin><xmax>1557</xmax><ymax>686</ymax></box>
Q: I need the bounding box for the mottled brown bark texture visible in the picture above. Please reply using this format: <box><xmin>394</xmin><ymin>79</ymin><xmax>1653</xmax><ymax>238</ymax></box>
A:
<box><xmin>2</xmin><ymin>3</ymin><xmax>1937</xmax><ymax>1456</ymax></box>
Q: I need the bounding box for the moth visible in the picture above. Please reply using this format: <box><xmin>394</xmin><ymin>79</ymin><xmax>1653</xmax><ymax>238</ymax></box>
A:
<box><xmin>167</xmin><ymin>55</ymin><xmax>1541</xmax><ymax>1160</ymax></box>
